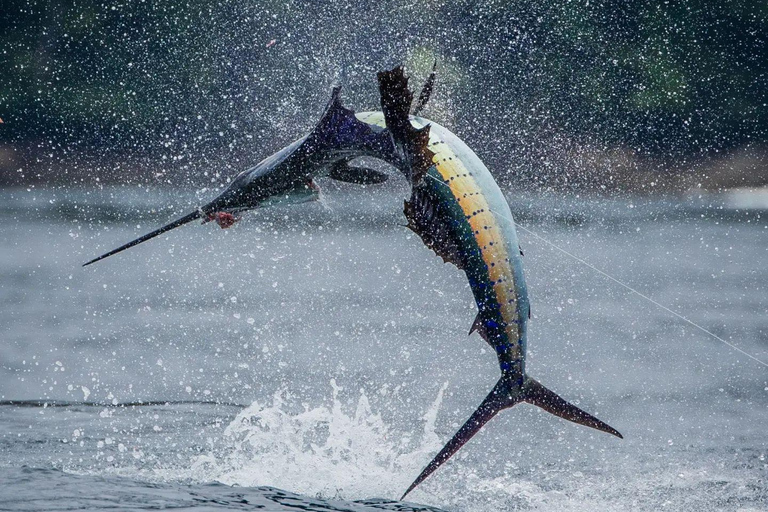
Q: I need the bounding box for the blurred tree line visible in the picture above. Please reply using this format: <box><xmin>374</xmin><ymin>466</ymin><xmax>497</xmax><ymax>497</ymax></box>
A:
<box><xmin>1</xmin><ymin>0</ymin><xmax>766</xmax><ymax>187</ymax></box>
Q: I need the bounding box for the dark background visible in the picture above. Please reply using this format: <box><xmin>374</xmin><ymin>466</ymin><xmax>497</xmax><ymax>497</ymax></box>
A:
<box><xmin>2</xmin><ymin>0</ymin><xmax>767</xmax><ymax>190</ymax></box>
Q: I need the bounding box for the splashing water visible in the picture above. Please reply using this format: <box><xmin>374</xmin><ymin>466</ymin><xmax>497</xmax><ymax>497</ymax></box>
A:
<box><xmin>189</xmin><ymin>380</ymin><xmax>448</xmax><ymax>500</ymax></box>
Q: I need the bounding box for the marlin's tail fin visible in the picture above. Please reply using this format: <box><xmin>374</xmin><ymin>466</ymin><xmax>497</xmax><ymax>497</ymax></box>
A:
<box><xmin>522</xmin><ymin>378</ymin><xmax>622</xmax><ymax>439</ymax></box>
<box><xmin>400</xmin><ymin>378</ymin><xmax>515</xmax><ymax>500</ymax></box>
<box><xmin>400</xmin><ymin>376</ymin><xmax>622</xmax><ymax>500</ymax></box>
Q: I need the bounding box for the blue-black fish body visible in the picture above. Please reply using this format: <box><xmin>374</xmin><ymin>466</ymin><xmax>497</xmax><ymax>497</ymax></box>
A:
<box><xmin>357</xmin><ymin>112</ymin><xmax>530</xmax><ymax>377</ymax></box>
<box><xmin>82</xmin><ymin>67</ymin><xmax>621</xmax><ymax>502</ymax></box>
<box><xmin>374</xmin><ymin>67</ymin><xmax>621</xmax><ymax>499</ymax></box>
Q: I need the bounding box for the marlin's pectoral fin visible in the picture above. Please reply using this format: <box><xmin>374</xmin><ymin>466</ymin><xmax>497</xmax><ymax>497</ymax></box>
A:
<box><xmin>328</xmin><ymin>162</ymin><xmax>389</xmax><ymax>185</ymax></box>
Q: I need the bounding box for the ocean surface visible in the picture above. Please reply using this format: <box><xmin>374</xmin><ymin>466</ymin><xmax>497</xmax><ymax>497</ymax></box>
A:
<box><xmin>1</xmin><ymin>182</ymin><xmax>766</xmax><ymax>511</ymax></box>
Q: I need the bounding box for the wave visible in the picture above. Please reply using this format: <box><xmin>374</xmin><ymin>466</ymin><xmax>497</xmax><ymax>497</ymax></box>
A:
<box><xmin>188</xmin><ymin>379</ymin><xmax>447</xmax><ymax>500</ymax></box>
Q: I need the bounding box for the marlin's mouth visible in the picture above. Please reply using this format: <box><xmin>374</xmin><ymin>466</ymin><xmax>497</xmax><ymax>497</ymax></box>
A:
<box><xmin>202</xmin><ymin>211</ymin><xmax>241</xmax><ymax>229</ymax></box>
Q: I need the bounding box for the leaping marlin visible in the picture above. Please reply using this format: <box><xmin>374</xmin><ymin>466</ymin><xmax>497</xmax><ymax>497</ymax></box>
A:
<box><xmin>83</xmin><ymin>65</ymin><xmax>622</xmax><ymax>499</ymax></box>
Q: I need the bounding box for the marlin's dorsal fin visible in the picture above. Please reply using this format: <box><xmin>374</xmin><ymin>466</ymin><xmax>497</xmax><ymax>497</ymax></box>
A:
<box><xmin>411</xmin><ymin>60</ymin><xmax>437</xmax><ymax>116</ymax></box>
<box><xmin>309</xmin><ymin>87</ymin><xmax>384</xmax><ymax>149</ymax></box>
<box><xmin>377</xmin><ymin>66</ymin><xmax>435</xmax><ymax>186</ymax></box>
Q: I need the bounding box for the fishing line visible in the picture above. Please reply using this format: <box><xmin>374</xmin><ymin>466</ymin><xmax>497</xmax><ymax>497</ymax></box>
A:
<box><xmin>423</xmin><ymin>173</ymin><xmax>768</xmax><ymax>369</ymax></box>
<box><xmin>513</xmin><ymin>222</ymin><xmax>768</xmax><ymax>369</ymax></box>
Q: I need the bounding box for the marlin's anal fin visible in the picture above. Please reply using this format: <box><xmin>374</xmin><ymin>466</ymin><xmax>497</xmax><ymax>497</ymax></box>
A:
<box><xmin>468</xmin><ymin>313</ymin><xmax>494</xmax><ymax>346</ymax></box>
<box><xmin>401</xmin><ymin>376</ymin><xmax>622</xmax><ymax>499</ymax></box>
<box><xmin>328</xmin><ymin>161</ymin><xmax>389</xmax><ymax>184</ymax></box>
<box><xmin>469</xmin><ymin>314</ymin><xmax>482</xmax><ymax>336</ymax></box>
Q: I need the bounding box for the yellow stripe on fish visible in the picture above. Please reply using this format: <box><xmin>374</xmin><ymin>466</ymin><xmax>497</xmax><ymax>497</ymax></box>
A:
<box><xmin>424</xmin><ymin>132</ymin><xmax>521</xmax><ymax>345</ymax></box>
<box><xmin>356</xmin><ymin>111</ymin><xmax>521</xmax><ymax>345</ymax></box>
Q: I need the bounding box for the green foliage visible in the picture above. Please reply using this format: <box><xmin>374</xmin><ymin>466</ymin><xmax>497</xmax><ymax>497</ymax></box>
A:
<box><xmin>1</xmin><ymin>0</ymin><xmax>766</xmax><ymax>160</ymax></box>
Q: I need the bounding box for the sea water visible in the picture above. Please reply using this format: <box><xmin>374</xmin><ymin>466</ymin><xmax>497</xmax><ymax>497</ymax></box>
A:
<box><xmin>1</xmin><ymin>184</ymin><xmax>766</xmax><ymax>511</ymax></box>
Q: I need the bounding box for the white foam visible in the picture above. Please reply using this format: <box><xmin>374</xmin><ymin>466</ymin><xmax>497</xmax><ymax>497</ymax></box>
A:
<box><xmin>189</xmin><ymin>379</ymin><xmax>447</xmax><ymax>500</ymax></box>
